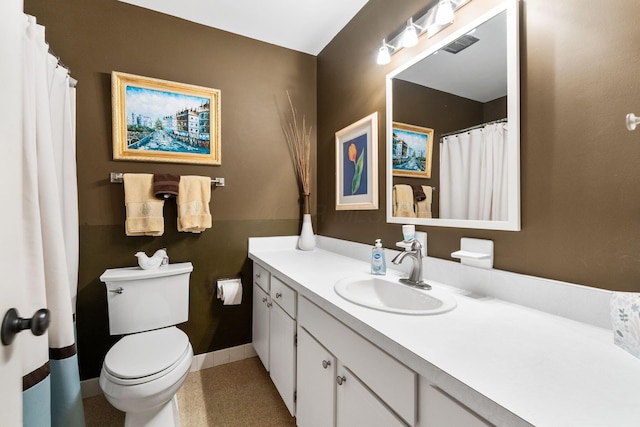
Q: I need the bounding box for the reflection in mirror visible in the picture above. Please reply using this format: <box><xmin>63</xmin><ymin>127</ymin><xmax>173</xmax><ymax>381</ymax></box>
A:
<box><xmin>386</xmin><ymin>0</ymin><xmax>520</xmax><ymax>231</ymax></box>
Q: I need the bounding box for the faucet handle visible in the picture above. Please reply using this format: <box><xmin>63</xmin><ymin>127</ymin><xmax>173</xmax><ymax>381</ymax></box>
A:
<box><xmin>410</xmin><ymin>239</ymin><xmax>422</xmax><ymax>251</ymax></box>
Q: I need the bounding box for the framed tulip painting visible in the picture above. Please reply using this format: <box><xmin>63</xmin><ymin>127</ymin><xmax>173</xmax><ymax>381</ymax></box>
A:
<box><xmin>335</xmin><ymin>112</ymin><xmax>378</xmax><ymax>210</ymax></box>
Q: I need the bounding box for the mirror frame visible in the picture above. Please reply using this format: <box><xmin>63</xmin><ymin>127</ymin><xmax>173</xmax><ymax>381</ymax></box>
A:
<box><xmin>385</xmin><ymin>0</ymin><xmax>520</xmax><ymax>231</ymax></box>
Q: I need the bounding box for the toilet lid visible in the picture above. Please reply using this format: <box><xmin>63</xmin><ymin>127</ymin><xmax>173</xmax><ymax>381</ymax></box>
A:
<box><xmin>104</xmin><ymin>327</ymin><xmax>190</xmax><ymax>379</ymax></box>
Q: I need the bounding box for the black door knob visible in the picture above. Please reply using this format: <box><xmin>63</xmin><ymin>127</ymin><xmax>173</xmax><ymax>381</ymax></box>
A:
<box><xmin>1</xmin><ymin>308</ymin><xmax>51</xmax><ymax>346</ymax></box>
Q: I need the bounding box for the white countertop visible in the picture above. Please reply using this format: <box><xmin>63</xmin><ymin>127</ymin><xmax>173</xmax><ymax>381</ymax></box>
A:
<box><xmin>249</xmin><ymin>237</ymin><xmax>640</xmax><ymax>427</ymax></box>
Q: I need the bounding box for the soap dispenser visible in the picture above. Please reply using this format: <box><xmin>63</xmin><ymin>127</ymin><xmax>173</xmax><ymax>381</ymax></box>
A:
<box><xmin>371</xmin><ymin>239</ymin><xmax>387</xmax><ymax>275</ymax></box>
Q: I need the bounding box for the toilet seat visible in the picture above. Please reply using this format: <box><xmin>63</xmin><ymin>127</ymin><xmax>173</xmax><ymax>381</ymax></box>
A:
<box><xmin>103</xmin><ymin>327</ymin><xmax>190</xmax><ymax>386</ymax></box>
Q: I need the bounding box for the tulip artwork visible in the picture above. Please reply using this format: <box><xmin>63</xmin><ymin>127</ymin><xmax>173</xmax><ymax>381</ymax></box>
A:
<box><xmin>348</xmin><ymin>142</ymin><xmax>365</xmax><ymax>195</ymax></box>
<box><xmin>335</xmin><ymin>112</ymin><xmax>378</xmax><ymax>211</ymax></box>
<box><xmin>342</xmin><ymin>134</ymin><xmax>367</xmax><ymax>197</ymax></box>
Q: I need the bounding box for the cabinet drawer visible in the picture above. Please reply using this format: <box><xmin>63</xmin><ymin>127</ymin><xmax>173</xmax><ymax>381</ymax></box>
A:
<box><xmin>253</xmin><ymin>263</ymin><xmax>270</xmax><ymax>292</ymax></box>
<box><xmin>299</xmin><ymin>297</ymin><xmax>416</xmax><ymax>425</ymax></box>
<box><xmin>271</xmin><ymin>276</ymin><xmax>297</xmax><ymax>319</ymax></box>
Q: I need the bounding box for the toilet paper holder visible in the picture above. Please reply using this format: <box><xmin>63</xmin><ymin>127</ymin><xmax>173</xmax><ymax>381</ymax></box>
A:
<box><xmin>216</xmin><ymin>277</ymin><xmax>243</xmax><ymax>305</ymax></box>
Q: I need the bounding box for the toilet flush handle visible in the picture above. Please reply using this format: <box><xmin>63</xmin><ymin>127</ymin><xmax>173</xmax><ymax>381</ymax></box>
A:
<box><xmin>109</xmin><ymin>287</ymin><xmax>124</xmax><ymax>294</ymax></box>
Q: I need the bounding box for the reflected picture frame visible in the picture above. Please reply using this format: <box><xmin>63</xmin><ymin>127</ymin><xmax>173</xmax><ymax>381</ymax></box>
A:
<box><xmin>392</xmin><ymin>122</ymin><xmax>434</xmax><ymax>178</ymax></box>
<box><xmin>112</xmin><ymin>71</ymin><xmax>221</xmax><ymax>165</ymax></box>
<box><xmin>335</xmin><ymin>112</ymin><xmax>378</xmax><ymax>211</ymax></box>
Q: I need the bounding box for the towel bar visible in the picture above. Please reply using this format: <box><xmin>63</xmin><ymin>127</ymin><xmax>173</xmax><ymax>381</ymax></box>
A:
<box><xmin>109</xmin><ymin>172</ymin><xmax>225</xmax><ymax>187</ymax></box>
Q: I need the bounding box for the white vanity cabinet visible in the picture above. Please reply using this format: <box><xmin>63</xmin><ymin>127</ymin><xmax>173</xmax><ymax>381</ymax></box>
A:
<box><xmin>296</xmin><ymin>327</ymin><xmax>336</xmax><ymax>427</ymax></box>
<box><xmin>251</xmin><ymin>263</ymin><xmax>297</xmax><ymax>416</ymax></box>
<box><xmin>269</xmin><ymin>275</ymin><xmax>297</xmax><ymax>416</ymax></box>
<box><xmin>297</xmin><ymin>296</ymin><xmax>415</xmax><ymax>427</ymax></box>
<box><xmin>418</xmin><ymin>381</ymin><xmax>491</xmax><ymax>427</ymax></box>
<box><xmin>336</xmin><ymin>363</ymin><xmax>406</xmax><ymax>427</ymax></box>
<box><xmin>252</xmin><ymin>281</ymin><xmax>270</xmax><ymax>368</ymax></box>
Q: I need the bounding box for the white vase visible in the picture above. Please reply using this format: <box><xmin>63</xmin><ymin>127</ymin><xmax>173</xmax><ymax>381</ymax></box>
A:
<box><xmin>298</xmin><ymin>213</ymin><xmax>316</xmax><ymax>251</ymax></box>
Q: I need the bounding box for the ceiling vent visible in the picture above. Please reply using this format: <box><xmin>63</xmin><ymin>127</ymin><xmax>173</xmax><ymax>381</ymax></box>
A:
<box><xmin>443</xmin><ymin>34</ymin><xmax>479</xmax><ymax>54</ymax></box>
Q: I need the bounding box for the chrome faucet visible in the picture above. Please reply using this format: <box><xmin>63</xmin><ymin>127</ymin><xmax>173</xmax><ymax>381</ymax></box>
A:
<box><xmin>391</xmin><ymin>240</ymin><xmax>431</xmax><ymax>290</ymax></box>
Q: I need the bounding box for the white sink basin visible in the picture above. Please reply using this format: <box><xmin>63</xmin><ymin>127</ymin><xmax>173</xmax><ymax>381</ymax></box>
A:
<box><xmin>334</xmin><ymin>275</ymin><xmax>456</xmax><ymax>315</ymax></box>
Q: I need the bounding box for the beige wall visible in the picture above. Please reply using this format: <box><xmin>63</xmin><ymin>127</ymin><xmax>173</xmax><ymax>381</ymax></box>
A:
<box><xmin>25</xmin><ymin>0</ymin><xmax>316</xmax><ymax>379</ymax></box>
<box><xmin>317</xmin><ymin>0</ymin><xmax>640</xmax><ymax>292</ymax></box>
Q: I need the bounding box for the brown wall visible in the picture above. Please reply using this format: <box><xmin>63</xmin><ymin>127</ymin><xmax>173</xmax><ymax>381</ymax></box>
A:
<box><xmin>25</xmin><ymin>0</ymin><xmax>316</xmax><ymax>379</ymax></box>
<box><xmin>484</xmin><ymin>96</ymin><xmax>508</xmax><ymax>122</ymax></box>
<box><xmin>317</xmin><ymin>0</ymin><xmax>640</xmax><ymax>292</ymax></box>
<box><xmin>25</xmin><ymin>0</ymin><xmax>640</xmax><ymax>380</ymax></box>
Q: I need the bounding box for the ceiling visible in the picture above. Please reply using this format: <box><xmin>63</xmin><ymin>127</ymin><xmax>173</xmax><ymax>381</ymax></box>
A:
<box><xmin>118</xmin><ymin>0</ymin><xmax>370</xmax><ymax>55</ymax></box>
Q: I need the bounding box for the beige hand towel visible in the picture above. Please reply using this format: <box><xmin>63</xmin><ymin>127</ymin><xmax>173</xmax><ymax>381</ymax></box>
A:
<box><xmin>178</xmin><ymin>175</ymin><xmax>212</xmax><ymax>233</ymax></box>
<box><xmin>123</xmin><ymin>173</ymin><xmax>165</xmax><ymax>236</ymax></box>
<box><xmin>392</xmin><ymin>184</ymin><xmax>416</xmax><ymax>218</ymax></box>
<box><xmin>416</xmin><ymin>185</ymin><xmax>433</xmax><ymax>218</ymax></box>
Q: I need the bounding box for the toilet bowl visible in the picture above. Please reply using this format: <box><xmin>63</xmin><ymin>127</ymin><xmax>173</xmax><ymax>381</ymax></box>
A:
<box><xmin>99</xmin><ymin>262</ymin><xmax>194</xmax><ymax>427</ymax></box>
<box><xmin>99</xmin><ymin>327</ymin><xmax>193</xmax><ymax>426</ymax></box>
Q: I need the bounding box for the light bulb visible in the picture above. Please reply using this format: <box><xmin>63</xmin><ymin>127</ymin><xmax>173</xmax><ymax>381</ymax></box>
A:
<box><xmin>377</xmin><ymin>42</ymin><xmax>391</xmax><ymax>65</ymax></box>
<box><xmin>435</xmin><ymin>0</ymin><xmax>455</xmax><ymax>26</ymax></box>
<box><xmin>402</xmin><ymin>19</ymin><xmax>419</xmax><ymax>48</ymax></box>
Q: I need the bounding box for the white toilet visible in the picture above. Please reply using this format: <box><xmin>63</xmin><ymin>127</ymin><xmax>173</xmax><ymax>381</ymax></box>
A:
<box><xmin>99</xmin><ymin>262</ymin><xmax>194</xmax><ymax>427</ymax></box>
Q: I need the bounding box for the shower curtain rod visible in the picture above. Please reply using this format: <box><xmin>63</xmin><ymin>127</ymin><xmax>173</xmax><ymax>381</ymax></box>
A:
<box><xmin>440</xmin><ymin>118</ymin><xmax>507</xmax><ymax>139</ymax></box>
<box><xmin>48</xmin><ymin>48</ymin><xmax>69</xmax><ymax>72</ymax></box>
<box><xmin>47</xmin><ymin>47</ymin><xmax>76</xmax><ymax>87</ymax></box>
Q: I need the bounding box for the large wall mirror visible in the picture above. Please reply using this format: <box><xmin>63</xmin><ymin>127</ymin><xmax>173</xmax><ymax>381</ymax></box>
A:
<box><xmin>385</xmin><ymin>0</ymin><xmax>520</xmax><ymax>231</ymax></box>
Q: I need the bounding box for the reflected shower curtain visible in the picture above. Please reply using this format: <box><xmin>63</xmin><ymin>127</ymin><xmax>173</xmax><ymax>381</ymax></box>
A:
<box><xmin>440</xmin><ymin>123</ymin><xmax>508</xmax><ymax>221</ymax></box>
<box><xmin>22</xmin><ymin>15</ymin><xmax>85</xmax><ymax>427</ymax></box>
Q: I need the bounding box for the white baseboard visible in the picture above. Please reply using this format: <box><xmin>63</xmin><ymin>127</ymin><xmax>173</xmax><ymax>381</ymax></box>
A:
<box><xmin>81</xmin><ymin>343</ymin><xmax>258</xmax><ymax>398</ymax></box>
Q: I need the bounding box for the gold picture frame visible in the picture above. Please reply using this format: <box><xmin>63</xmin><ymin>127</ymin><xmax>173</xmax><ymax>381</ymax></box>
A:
<box><xmin>112</xmin><ymin>71</ymin><xmax>221</xmax><ymax>165</ymax></box>
<box><xmin>392</xmin><ymin>122</ymin><xmax>434</xmax><ymax>178</ymax></box>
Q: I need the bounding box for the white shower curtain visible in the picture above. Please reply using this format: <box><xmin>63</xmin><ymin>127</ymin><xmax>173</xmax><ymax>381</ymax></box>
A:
<box><xmin>21</xmin><ymin>14</ymin><xmax>84</xmax><ymax>427</ymax></box>
<box><xmin>440</xmin><ymin>122</ymin><xmax>508</xmax><ymax>221</ymax></box>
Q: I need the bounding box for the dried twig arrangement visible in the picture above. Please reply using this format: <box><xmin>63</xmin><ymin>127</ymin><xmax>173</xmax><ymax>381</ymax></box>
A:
<box><xmin>282</xmin><ymin>91</ymin><xmax>312</xmax><ymax>213</ymax></box>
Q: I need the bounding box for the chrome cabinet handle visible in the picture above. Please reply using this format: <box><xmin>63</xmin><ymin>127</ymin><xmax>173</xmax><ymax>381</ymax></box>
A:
<box><xmin>322</xmin><ymin>360</ymin><xmax>331</xmax><ymax>369</ymax></box>
<box><xmin>1</xmin><ymin>308</ymin><xmax>50</xmax><ymax>346</ymax></box>
<box><xmin>109</xmin><ymin>287</ymin><xmax>124</xmax><ymax>294</ymax></box>
<box><xmin>267</xmin><ymin>302</ymin><xmax>272</xmax><ymax>308</ymax></box>
<box><xmin>275</xmin><ymin>292</ymin><xmax>282</xmax><ymax>298</ymax></box>
<box><xmin>256</xmin><ymin>272</ymin><xmax>261</xmax><ymax>278</ymax></box>
<box><xmin>336</xmin><ymin>375</ymin><xmax>346</xmax><ymax>385</ymax></box>
<box><xmin>261</xmin><ymin>297</ymin><xmax>267</xmax><ymax>303</ymax></box>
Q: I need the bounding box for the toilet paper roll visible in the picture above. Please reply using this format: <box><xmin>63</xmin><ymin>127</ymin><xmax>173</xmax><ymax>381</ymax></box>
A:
<box><xmin>217</xmin><ymin>278</ymin><xmax>243</xmax><ymax>305</ymax></box>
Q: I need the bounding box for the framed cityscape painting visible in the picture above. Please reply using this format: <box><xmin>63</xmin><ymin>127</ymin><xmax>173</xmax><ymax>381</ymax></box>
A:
<box><xmin>111</xmin><ymin>71</ymin><xmax>221</xmax><ymax>165</ymax></box>
<box><xmin>392</xmin><ymin>122</ymin><xmax>434</xmax><ymax>178</ymax></box>
<box><xmin>335</xmin><ymin>112</ymin><xmax>378</xmax><ymax>210</ymax></box>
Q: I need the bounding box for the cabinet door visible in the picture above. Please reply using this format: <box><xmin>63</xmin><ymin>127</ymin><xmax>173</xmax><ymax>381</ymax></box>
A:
<box><xmin>296</xmin><ymin>327</ymin><xmax>336</xmax><ymax>427</ymax></box>
<box><xmin>336</xmin><ymin>364</ymin><xmax>407</xmax><ymax>427</ymax></box>
<box><xmin>269</xmin><ymin>303</ymin><xmax>296</xmax><ymax>416</ymax></box>
<box><xmin>419</xmin><ymin>383</ymin><xmax>491</xmax><ymax>427</ymax></box>
<box><xmin>252</xmin><ymin>283</ymin><xmax>270</xmax><ymax>370</ymax></box>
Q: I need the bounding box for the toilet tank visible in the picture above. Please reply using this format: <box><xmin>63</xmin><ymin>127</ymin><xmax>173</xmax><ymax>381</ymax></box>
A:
<box><xmin>99</xmin><ymin>262</ymin><xmax>193</xmax><ymax>335</ymax></box>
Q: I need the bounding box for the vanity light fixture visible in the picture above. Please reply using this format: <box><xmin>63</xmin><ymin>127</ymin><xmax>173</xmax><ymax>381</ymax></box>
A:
<box><xmin>374</xmin><ymin>0</ymin><xmax>472</xmax><ymax>65</ymax></box>
<box><xmin>376</xmin><ymin>39</ymin><xmax>394</xmax><ymax>65</ymax></box>
<box><xmin>401</xmin><ymin>18</ymin><xmax>422</xmax><ymax>48</ymax></box>
<box><xmin>435</xmin><ymin>0</ymin><xmax>455</xmax><ymax>25</ymax></box>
